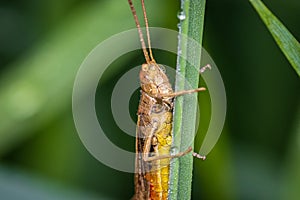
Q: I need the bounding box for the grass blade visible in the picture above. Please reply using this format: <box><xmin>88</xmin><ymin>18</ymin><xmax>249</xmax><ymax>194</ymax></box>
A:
<box><xmin>169</xmin><ymin>0</ymin><xmax>207</xmax><ymax>199</ymax></box>
<box><xmin>250</xmin><ymin>0</ymin><xmax>300</xmax><ymax>77</ymax></box>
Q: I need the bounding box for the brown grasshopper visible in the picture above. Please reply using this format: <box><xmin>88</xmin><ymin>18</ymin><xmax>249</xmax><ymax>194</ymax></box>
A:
<box><xmin>128</xmin><ymin>1</ymin><xmax>207</xmax><ymax>199</ymax></box>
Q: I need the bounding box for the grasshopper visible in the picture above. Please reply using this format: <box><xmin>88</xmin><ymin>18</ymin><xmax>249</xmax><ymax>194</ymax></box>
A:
<box><xmin>128</xmin><ymin>1</ymin><xmax>207</xmax><ymax>199</ymax></box>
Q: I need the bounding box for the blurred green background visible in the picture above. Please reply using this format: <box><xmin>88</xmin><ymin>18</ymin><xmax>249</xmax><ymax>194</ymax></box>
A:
<box><xmin>0</xmin><ymin>0</ymin><xmax>299</xmax><ymax>199</ymax></box>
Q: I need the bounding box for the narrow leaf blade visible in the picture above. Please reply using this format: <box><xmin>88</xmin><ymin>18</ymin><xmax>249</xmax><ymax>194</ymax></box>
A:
<box><xmin>250</xmin><ymin>0</ymin><xmax>300</xmax><ymax>77</ymax></box>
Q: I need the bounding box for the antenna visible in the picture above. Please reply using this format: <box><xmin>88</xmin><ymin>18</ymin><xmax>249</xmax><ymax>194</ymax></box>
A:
<box><xmin>128</xmin><ymin>0</ymin><xmax>153</xmax><ymax>64</ymax></box>
<box><xmin>141</xmin><ymin>0</ymin><xmax>155</xmax><ymax>62</ymax></box>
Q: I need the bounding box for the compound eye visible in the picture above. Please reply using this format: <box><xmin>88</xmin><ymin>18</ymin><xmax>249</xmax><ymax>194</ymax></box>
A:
<box><xmin>158</xmin><ymin>65</ymin><xmax>166</xmax><ymax>73</ymax></box>
<box><xmin>142</xmin><ymin>64</ymin><xmax>149</xmax><ymax>71</ymax></box>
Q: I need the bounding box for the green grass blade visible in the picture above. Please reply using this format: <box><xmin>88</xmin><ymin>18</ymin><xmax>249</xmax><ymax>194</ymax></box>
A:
<box><xmin>169</xmin><ymin>0</ymin><xmax>207</xmax><ymax>199</ymax></box>
<box><xmin>250</xmin><ymin>0</ymin><xmax>300</xmax><ymax>77</ymax></box>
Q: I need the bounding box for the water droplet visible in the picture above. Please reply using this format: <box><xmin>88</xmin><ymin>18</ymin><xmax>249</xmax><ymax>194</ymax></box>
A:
<box><xmin>177</xmin><ymin>23</ymin><xmax>181</xmax><ymax>29</ymax></box>
<box><xmin>177</xmin><ymin>11</ymin><xmax>186</xmax><ymax>20</ymax></box>
<box><xmin>178</xmin><ymin>49</ymin><xmax>182</xmax><ymax>56</ymax></box>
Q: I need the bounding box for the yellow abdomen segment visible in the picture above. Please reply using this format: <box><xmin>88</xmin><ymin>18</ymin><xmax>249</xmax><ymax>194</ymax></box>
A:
<box><xmin>148</xmin><ymin>111</ymin><xmax>173</xmax><ymax>200</ymax></box>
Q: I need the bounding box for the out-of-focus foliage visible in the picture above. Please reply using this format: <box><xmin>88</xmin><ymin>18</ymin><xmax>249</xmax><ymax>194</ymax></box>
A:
<box><xmin>281</xmin><ymin>105</ymin><xmax>300</xmax><ymax>199</ymax></box>
<box><xmin>0</xmin><ymin>166</ymin><xmax>102</xmax><ymax>200</ymax></box>
<box><xmin>0</xmin><ymin>0</ymin><xmax>299</xmax><ymax>199</ymax></box>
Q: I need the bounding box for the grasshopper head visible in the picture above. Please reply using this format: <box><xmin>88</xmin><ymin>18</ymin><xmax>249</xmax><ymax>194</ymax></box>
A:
<box><xmin>139</xmin><ymin>62</ymin><xmax>172</xmax><ymax>96</ymax></box>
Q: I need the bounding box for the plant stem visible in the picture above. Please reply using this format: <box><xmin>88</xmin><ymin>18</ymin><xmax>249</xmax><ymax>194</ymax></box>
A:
<box><xmin>169</xmin><ymin>0</ymin><xmax>207</xmax><ymax>199</ymax></box>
